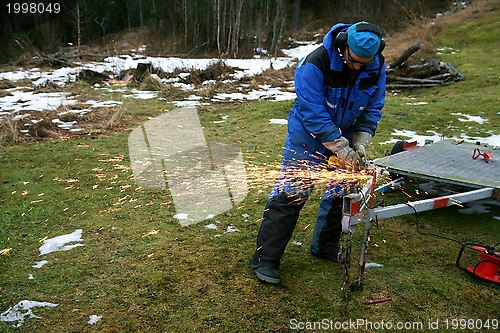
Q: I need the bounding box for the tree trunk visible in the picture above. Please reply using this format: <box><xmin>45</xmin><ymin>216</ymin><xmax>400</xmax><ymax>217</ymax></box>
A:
<box><xmin>232</xmin><ymin>0</ymin><xmax>244</xmax><ymax>57</ymax></box>
<box><xmin>271</xmin><ymin>0</ymin><xmax>284</xmax><ymax>57</ymax></box>
<box><xmin>225</xmin><ymin>0</ymin><xmax>233</xmax><ymax>56</ymax></box>
<box><xmin>292</xmin><ymin>0</ymin><xmax>300</xmax><ymax>31</ymax></box>
<box><xmin>77</xmin><ymin>0</ymin><xmax>81</xmax><ymax>52</ymax></box>
<box><xmin>216</xmin><ymin>0</ymin><xmax>221</xmax><ymax>57</ymax></box>
<box><xmin>184</xmin><ymin>0</ymin><xmax>188</xmax><ymax>49</ymax></box>
<box><xmin>139</xmin><ymin>0</ymin><xmax>144</xmax><ymax>27</ymax></box>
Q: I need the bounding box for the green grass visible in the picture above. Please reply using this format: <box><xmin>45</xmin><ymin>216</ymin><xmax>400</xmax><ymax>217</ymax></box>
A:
<box><xmin>1</xmin><ymin>8</ymin><xmax>500</xmax><ymax>333</ymax></box>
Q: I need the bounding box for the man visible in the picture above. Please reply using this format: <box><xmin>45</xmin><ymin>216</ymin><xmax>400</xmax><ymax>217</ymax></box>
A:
<box><xmin>249</xmin><ymin>21</ymin><xmax>386</xmax><ymax>284</ymax></box>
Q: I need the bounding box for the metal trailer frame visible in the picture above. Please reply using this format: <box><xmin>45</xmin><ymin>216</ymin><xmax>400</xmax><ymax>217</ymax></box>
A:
<box><xmin>339</xmin><ymin>139</ymin><xmax>500</xmax><ymax>289</ymax></box>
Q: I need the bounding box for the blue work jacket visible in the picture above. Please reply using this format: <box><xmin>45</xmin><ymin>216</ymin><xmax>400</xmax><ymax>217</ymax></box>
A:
<box><xmin>283</xmin><ymin>23</ymin><xmax>386</xmax><ymax>163</ymax></box>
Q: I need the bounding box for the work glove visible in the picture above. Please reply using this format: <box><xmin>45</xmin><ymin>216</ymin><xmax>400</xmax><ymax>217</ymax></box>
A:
<box><xmin>352</xmin><ymin>132</ymin><xmax>373</xmax><ymax>159</ymax></box>
<box><xmin>323</xmin><ymin>137</ymin><xmax>362</xmax><ymax>171</ymax></box>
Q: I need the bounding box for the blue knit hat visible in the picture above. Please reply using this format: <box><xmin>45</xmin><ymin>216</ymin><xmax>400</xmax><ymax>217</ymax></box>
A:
<box><xmin>346</xmin><ymin>22</ymin><xmax>381</xmax><ymax>58</ymax></box>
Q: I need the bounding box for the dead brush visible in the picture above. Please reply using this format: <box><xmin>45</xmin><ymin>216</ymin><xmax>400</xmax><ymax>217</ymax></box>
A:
<box><xmin>0</xmin><ymin>116</ymin><xmax>24</xmax><ymax>146</ymax></box>
<box><xmin>77</xmin><ymin>105</ymin><xmax>126</xmax><ymax>133</ymax></box>
<box><xmin>23</xmin><ymin>109</ymin><xmax>66</xmax><ymax>139</ymax></box>
<box><xmin>103</xmin><ymin>106</ymin><xmax>125</xmax><ymax>130</ymax></box>
<box><xmin>159</xmin><ymin>84</ymin><xmax>192</xmax><ymax>102</ymax></box>
<box><xmin>181</xmin><ymin>60</ymin><xmax>237</xmax><ymax>86</ymax></box>
<box><xmin>0</xmin><ymin>79</ymin><xmax>16</xmax><ymax>90</ymax></box>
<box><xmin>139</xmin><ymin>75</ymin><xmax>163</xmax><ymax>91</ymax></box>
<box><xmin>247</xmin><ymin>66</ymin><xmax>295</xmax><ymax>88</ymax></box>
<box><xmin>0</xmin><ymin>103</ymin><xmax>128</xmax><ymax>146</ymax></box>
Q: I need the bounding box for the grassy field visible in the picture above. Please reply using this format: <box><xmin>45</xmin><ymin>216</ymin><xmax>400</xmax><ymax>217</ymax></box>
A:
<box><xmin>1</xmin><ymin>5</ymin><xmax>500</xmax><ymax>333</ymax></box>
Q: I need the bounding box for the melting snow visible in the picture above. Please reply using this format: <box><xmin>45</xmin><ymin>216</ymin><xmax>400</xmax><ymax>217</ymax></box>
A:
<box><xmin>226</xmin><ymin>225</ymin><xmax>240</xmax><ymax>233</ymax></box>
<box><xmin>380</xmin><ymin>129</ymin><xmax>447</xmax><ymax>146</ymax></box>
<box><xmin>32</xmin><ymin>260</ymin><xmax>48</xmax><ymax>268</ymax></box>
<box><xmin>88</xmin><ymin>314</ymin><xmax>102</xmax><ymax>325</ymax></box>
<box><xmin>38</xmin><ymin>229</ymin><xmax>84</xmax><ymax>256</ymax></box>
<box><xmin>205</xmin><ymin>223</ymin><xmax>218</xmax><ymax>230</ymax></box>
<box><xmin>269</xmin><ymin>118</ymin><xmax>288</xmax><ymax>125</ymax></box>
<box><xmin>0</xmin><ymin>300</ymin><xmax>58</xmax><ymax>327</ymax></box>
<box><xmin>0</xmin><ymin>91</ymin><xmax>77</xmax><ymax>113</ymax></box>
<box><xmin>451</xmin><ymin>112</ymin><xmax>487</xmax><ymax>124</ymax></box>
<box><xmin>365</xmin><ymin>263</ymin><xmax>384</xmax><ymax>268</ymax></box>
<box><xmin>380</xmin><ymin>129</ymin><xmax>500</xmax><ymax>147</ymax></box>
<box><xmin>213</xmin><ymin>225</ymin><xmax>240</xmax><ymax>237</ymax></box>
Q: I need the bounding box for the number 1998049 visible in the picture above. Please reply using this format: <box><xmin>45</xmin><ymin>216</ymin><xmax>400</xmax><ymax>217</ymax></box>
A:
<box><xmin>7</xmin><ymin>3</ymin><xmax>61</xmax><ymax>14</ymax></box>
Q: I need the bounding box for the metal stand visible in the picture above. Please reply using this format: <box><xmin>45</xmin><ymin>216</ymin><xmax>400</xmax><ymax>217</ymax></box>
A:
<box><xmin>339</xmin><ymin>139</ymin><xmax>500</xmax><ymax>289</ymax></box>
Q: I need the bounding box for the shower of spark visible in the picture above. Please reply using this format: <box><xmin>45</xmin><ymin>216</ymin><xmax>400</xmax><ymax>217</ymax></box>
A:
<box><xmin>244</xmin><ymin>158</ymin><xmax>376</xmax><ymax>194</ymax></box>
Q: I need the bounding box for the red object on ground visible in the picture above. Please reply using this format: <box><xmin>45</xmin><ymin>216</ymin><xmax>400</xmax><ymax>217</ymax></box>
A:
<box><xmin>365</xmin><ymin>297</ymin><xmax>392</xmax><ymax>305</ymax></box>
<box><xmin>465</xmin><ymin>246</ymin><xmax>500</xmax><ymax>283</ymax></box>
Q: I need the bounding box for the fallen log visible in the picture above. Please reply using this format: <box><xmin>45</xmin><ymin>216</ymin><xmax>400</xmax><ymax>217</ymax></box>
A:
<box><xmin>40</xmin><ymin>53</ymin><xmax>76</xmax><ymax>67</ymax></box>
<box><xmin>387</xmin><ymin>83</ymin><xmax>441</xmax><ymax>89</ymax></box>
<box><xmin>389</xmin><ymin>41</ymin><xmax>421</xmax><ymax>69</ymax></box>
<box><xmin>386</xmin><ymin>76</ymin><xmax>445</xmax><ymax>84</ymax></box>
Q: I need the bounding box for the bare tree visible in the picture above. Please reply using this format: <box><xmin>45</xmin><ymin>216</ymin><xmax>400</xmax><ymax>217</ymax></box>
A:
<box><xmin>270</xmin><ymin>0</ymin><xmax>285</xmax><ymax>57</ymax></box>
<box><xmin>232</xmin><ymin>0</ymin><xmax>244</xmax><ymax>57</ymax></box>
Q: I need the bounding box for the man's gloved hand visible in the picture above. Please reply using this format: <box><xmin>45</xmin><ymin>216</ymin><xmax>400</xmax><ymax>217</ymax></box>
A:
<box><xmin>323</xmin><ymin>137</ymin><xmax>362</xmax><ymax>171</ymax></box>
<box><xmin>352</xmin><ymin>132</ymin><xmax>373</xmax><ymax>159</ymax></box>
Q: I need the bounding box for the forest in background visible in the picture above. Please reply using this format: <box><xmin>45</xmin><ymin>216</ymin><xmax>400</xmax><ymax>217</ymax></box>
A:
<box><xmin>1</xmin><ymin>0</ymin><xmax>462</xmax><ymax>64</ymax></box>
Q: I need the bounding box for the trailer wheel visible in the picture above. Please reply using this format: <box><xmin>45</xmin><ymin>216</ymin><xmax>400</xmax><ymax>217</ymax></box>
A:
<box><xmin>391</xmin><ymin>140</ymin><xmax>408</xmax><ymax>155</ymax></box>
<box><xmin>388</xmin><ymin>140</ymin><xmax>408</xmax><ymax>181</ymax></box>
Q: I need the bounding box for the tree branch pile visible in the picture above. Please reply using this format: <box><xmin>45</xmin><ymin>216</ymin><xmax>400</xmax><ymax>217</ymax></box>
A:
<box><xmin>386</xmin><ymin>42</ymin><xmax>465</xmax><ymax>89</ymax></box>
<box><xmin>25</xmin><ymin>45</ymin><xmax>111</xmax><ymax>68</ymax></box>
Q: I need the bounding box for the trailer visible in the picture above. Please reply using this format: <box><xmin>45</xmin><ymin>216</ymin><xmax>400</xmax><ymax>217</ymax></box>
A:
<box><xmin>338</xmin><ymin>139</ymin><xmax>500</xmax><ymax>290</ymax></box>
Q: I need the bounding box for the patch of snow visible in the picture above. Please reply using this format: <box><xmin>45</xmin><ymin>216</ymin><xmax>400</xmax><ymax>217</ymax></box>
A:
<box><xmin>0</xmin><ymin>300</ymin><xmax>58</xmax><ymax>327</ymax></box>
<box><xmin>88</xmin><ymin>315</ymin><xmax>102</xmax><ymax>325</ymax></box>
<box><xmin>213</xmin><ymin>225</ymin><xmax>240</xmax><ymax>237</ymax></box>
<box><xmin>39</xmin><ymin>229</ymin><xmax>84</xmax><ymax>256</ymax></box>
<box><xmin>270</xmin><ymin>118</ymin><xmax>288</xmax><ymax>125</ymax></box>
<box><xmin>406</xmin><ymin>101</ymin><xmax>428</xmax><ymax>105</ymax></box>
<box><xmin>379</xmin><ymin>129</ymin><xmax>447</xmax><ymax>146</ymax></box>
<box><xmin>226</xmin><ymin>225</ymin><xmax>240</xmax><ymax>233</ymax></box>
<box><xmin>205</xmin><ymin>223</ymin><xmax>218</xmax><ymax>230</ymax></box>
<box><xmin>32</xmin><ymin>260</ymin><xmax>48</xmax><ymax>268</ymax></box>
<box><xmin>451</xmin><ymin>112</ymin><xmax>487</xmax><ymax>124</ymax></box>
<box><xmin>365</xmin><ymin>262</ymin><xmax>384</xmax><ymax>268</ymax></box>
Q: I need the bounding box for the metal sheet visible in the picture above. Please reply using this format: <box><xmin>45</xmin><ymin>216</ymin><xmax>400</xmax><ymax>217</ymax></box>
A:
<box><xmin>374</xmin><ymin>140</ymin><xmax>500</xmax><ymax>189</ymax></box>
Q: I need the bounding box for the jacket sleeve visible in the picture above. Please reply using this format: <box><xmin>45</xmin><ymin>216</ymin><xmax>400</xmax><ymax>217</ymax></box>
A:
<box><xmin>353</xmin><ymin>65</ymin><xmax>386</xmax><ymax>136</ymax></box>
<box><xmin>294</xmin><ymin>62</ymin><xmax>342</xmax><ymax>143</ymax></box>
